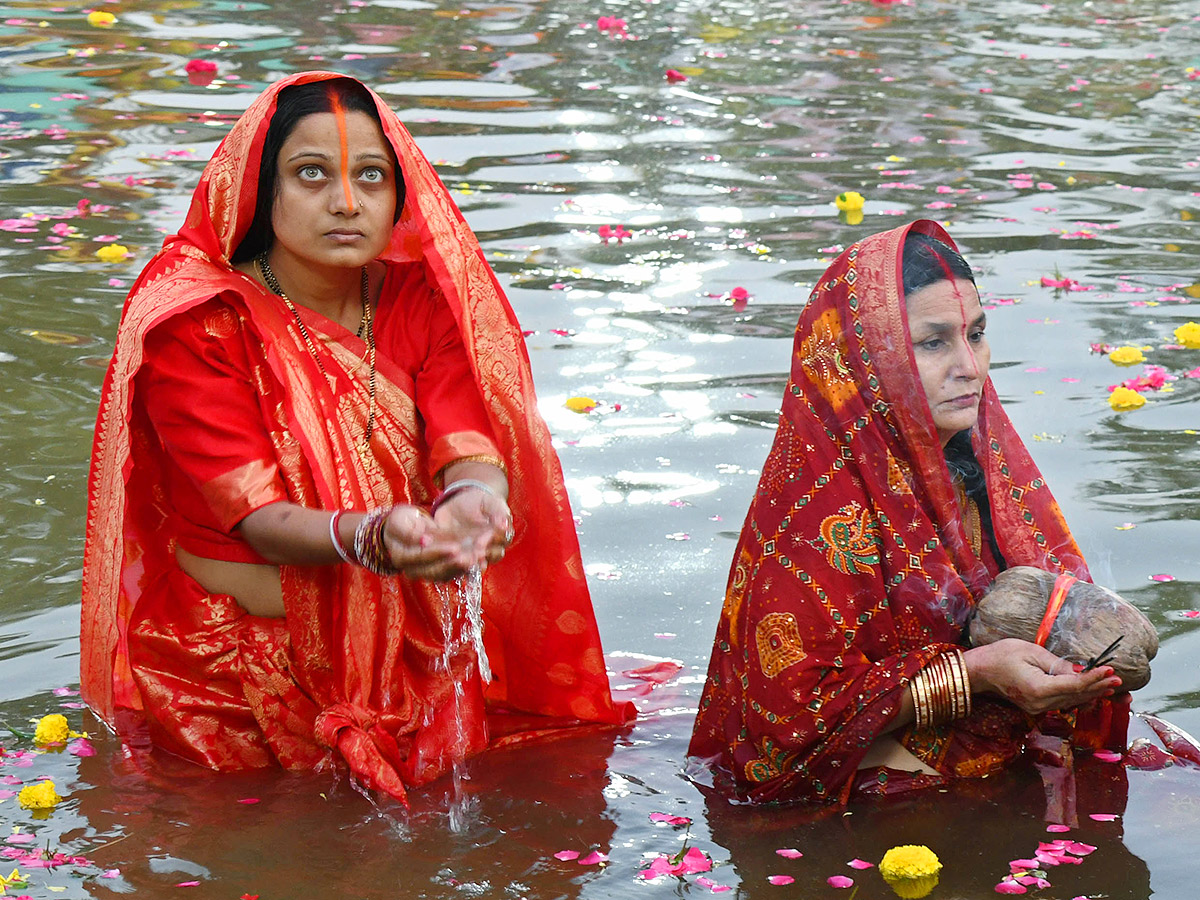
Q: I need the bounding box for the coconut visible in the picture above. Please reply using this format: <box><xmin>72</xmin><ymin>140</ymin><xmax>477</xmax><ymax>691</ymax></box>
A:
<box><xmin>968</xmin><ymin>566</ymin><xmax>1158</xmax><ymax>691</ymax></box>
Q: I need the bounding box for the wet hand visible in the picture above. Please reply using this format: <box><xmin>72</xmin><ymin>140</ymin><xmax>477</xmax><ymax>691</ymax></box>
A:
<box><xmin>382</xmin><ymin>504</ymin><xmax>477</xmax><ymax>582</ymax></box>
<box><xmin>965</xmin><ymin>638</ymin><xmax>1122</xmax><ymax>716</ymax></box>
<box><xmin>432</xmin><ymin>489</ymin><xmax>512</xmax><ymax>568</ymax></box>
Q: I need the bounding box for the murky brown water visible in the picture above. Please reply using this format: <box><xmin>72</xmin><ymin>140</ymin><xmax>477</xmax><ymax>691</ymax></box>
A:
<box><xmin>2</xmin><ymin>1</ymin><xmax>1200</xmax><ymax>897</ymax></box>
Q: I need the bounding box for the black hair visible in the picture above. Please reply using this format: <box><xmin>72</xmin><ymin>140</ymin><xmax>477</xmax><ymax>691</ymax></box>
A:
<box><xmin>945</xmin><ymin>431</ymin><xmax>1006</xmax><ymax>568</ymax></box>
<box><xmin>901</xmin><ymin>231</ymin><xmax>975</xmax><ymax>299</ymax></box>
<box><xmin>230</xmin><ymin>78</ymin><xmax>405</xmax><ymax>264</ymax></box>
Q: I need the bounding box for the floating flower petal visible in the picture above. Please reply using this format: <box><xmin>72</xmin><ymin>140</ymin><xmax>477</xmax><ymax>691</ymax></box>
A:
<box><xmin>776</xmin><ymin>848</ymin><xmax>803</xmax><ymax>859</ymax></box>
<box><xmin>33</xmin><ymin>714</ymin><xmax>69</xmax><ymax>745</ymax></box>
<box><xmin>565</xmin><ymin>396</ymin><xmax>597</xmax><ymax>413</ymax></box>
<box><xmin>827</xmin><ymin>875</ymin><xmax>854</xmax><ymax>888</ymax></box>
<box><xmin>18</xmin><ymin>780</ymin><xmax>62</xmax><ymax>810</ymax></box>
<box><xmin>768</xmin><ymin>875</ymin><xmax>795</xmax><ymax>885</ymax></box>
<box><xmin>1107</xmin><ymin>386</ymin><xmax>1145</xmax><ymax>411</ymax></box>
<box><xmin>95</xmin><ymin>243</ymin><xmax>131</xmax><ymax>262</ymax></box>
<box><xmin>1108</xmin><ymin>346</ymin><xmax>1145</xmax><ymax>367</ymax></box>
<box><xmin>1174</xmin><ymin>322</ymin><xmax>1200</xmax><ymax>348</ymax></box>
<box><xmin>835</xmin><ymin>191</ymin><xmax>865</xmax><ymax>212</ymax></box>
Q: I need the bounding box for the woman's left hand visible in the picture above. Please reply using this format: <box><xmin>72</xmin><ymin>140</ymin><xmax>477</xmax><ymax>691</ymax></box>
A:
<box><xmin>433</xmin><ymin>487</ymin><xmax>512</xmax><ymax>568</ymax></box>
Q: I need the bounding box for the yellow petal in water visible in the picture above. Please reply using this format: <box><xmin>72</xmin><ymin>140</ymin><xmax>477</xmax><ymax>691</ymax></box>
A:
<box><xmin>565</xmin><ymin>396</ymin><xmax>597</xmax><ymax>413</ymax></box>
<box><xmin>95</xmin><ymin>243</ymin><xmax>130</xmax><ymax>262</ymax></box>
<box><xmin>22</xmin><ymin>329</ymin><xmax>86</xmax><ymax>345</ymax></box>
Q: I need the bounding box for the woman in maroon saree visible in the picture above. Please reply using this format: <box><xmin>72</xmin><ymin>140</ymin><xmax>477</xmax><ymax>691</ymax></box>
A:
<box><xmin>688</xmin><ymin>220</ymin><xmax>1124</xmax><ymax>805</ymax></box>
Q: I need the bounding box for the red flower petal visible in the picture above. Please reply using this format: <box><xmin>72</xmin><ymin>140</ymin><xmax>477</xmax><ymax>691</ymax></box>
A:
<box><xmin>768</xmin><ymin>875</ymin><xmax>795</xmax><ymax>885</ymax></box>
<box><xmin>827</xmin><ymin>875</ymin><xmax>854</xmax><ymax>888</ymax></box>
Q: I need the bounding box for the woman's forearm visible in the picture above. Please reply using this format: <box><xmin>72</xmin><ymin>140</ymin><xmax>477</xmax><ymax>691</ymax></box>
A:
<box><xmin>238</xmin><ymin>501</ymin><xmax>364</xmax><ymax>566</ymax></box>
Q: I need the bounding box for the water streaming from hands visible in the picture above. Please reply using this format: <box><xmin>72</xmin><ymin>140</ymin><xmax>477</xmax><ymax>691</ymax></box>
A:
<box><xmin>437</xmin><ymin>566</ymin><xmax>487</xmax><ymax>833</ymax></box>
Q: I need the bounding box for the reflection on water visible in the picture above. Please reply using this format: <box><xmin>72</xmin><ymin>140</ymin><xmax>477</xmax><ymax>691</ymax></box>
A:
<box><xmin>2</xmin><ymin>0</ymin><xmax>1200</xmax><ymax>897</ymax></box>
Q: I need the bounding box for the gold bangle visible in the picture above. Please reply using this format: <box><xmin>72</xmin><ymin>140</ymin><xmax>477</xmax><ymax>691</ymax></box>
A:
<box><xmin>925</xmin><ymin>657</ymin><xmax>945</xmax><ymax>725</ymax></box>
<box><xmin>953</xmin><ymin>647</ymin><xmax>972</xmax><ymax>718</ymax></box>
<box><xmin>911</xmin><ymin>671</ymin><xmax>930</xmax><ymax>730</ymax></box>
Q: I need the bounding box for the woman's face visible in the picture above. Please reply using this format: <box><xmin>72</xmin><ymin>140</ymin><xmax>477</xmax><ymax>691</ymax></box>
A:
<box><xmin>906</xmin><ymin>277</ymin><xmax>990</xmax><ymax>447</ymax></box>
<box><xmin>268</xmin><ymin>109</ymin><xmax>397</xmax><ymax>275</ymax></box>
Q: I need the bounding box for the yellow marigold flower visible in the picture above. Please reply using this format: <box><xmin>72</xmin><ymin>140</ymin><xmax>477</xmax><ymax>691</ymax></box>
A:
<box><xmin>1174</xmin><ymin>321</ymin><xmax>1200</xmax><ymax>349</ymax></box>
<box><xmin>564</xmin><ymin>396</ymin><xmax>597</xmax><ymax>413</ymax></box>
<box><xmin>1109</xmin><ymin>386</ymin><xmax>1146</xmax><ymax>412</ymax></box>
<box><xmin>879</xmin><ymin>845</ymin><xmax>941</xmax><ymax>899</ymax></box>
<box><xmin>87</xmin><ymin>11</ymin><xmax>117</xmax><ymax>27</ymax></box>
<box><xmin>34</xmin><ymin>713</ymin><xmax>69</xmax><ymax>744</ymax></box>
<box><xmin>95</xmin><ymin>243</ymin><xmax>130</xmax><ymax>262</ymax></box>
<box><xmin>1108</xmin><ymin>346</ymin><xmax>1145</xmax><ymax>367</ymax></box>
<box><xmin>18</xmin><ymin>780</ymin><xmax>62</xmax><ymax>811</ymax></box>
<box><xmin>834</xmin><ymin>191</ymin><xmax>865</xmax><ymax>212</ymax></box>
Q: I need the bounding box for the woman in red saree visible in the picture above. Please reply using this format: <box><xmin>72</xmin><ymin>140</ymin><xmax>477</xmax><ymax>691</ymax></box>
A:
<box><xmin>80</xmin><ymin>72</ymin><xmax>630</xmax><ymax>804</ymax></box>
<box><xmin>688</xmin><ymin>220</ymin><xmax>1124</xmax><ymax>806</ymax></box>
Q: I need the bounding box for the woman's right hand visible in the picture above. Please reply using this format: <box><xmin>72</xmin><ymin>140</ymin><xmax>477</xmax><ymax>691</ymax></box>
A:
<box><xmin>382</xmin><ymin>505</ymin><xmax>478</xmax><ymax>582</ymax></box>
<box><xmin>964</xmin><ymin>638</ymin><xmax>1122</xmax><ymax>716</ymax></box>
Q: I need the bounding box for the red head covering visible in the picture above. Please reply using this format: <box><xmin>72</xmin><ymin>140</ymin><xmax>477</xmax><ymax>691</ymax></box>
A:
<box><xmin>81</xmin><ymin>72</ymin><xmax>631</xmax><ymax>800</ymax></box>
<box><xmin>688</xmin><ymin>220</ymin><xmax>1086</xmax><ymax>804</ymax></box>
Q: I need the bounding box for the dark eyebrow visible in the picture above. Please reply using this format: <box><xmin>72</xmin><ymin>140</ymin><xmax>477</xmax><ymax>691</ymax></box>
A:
<box><xmin>285</xmin><ymin>150</ymin><xmax>333</xmax><ymax>163</ymax></box>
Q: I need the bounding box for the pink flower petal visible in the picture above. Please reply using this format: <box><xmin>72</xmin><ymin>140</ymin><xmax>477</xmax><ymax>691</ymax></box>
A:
<box><xmin>577</xmin><ymin>850</ymin><xmax>608</xmax><ymax>865</ymax></box>
<box><xmin>176</xmin><ymin>882</ymin><xmax>201</xmax><ymax>887</ymax></box>
<box><xmin>678</xmin><ymin>847</ymin><xmax>713</xmax><ymax>874</ymax></box>
<box><xmin>1093</xmin><ymin>750</ymin><xmax>1122</xmax><ymax>762</ymax></box>
<box><xmin>995</xmin><ymin>879</ymin><xmax>1028</xmax><ymax>894</ymax></box>
<box><xmin>1066</xmin><ymin>842</ymin><xmax>1097</xmax><ymax>856</ymax></box>
<box><xmin>696</xmin><ymin>876</ymin><xmax>732</xmax><ymax>893</ymax></box>
<box><xmin>5</xmin><ymin>834</ymin><xmax>35</xmax><ymax>845</ymax></box>
<box><xmin>554</xmin><ymin>850</ymin><xmax>580</xmax><ymax>861</ymax></box>
<box><xmin>827</xmin><ymin>875</ymin><xmax>854</xmax><ymax>888</ymax></box>
<box><xmin>1046</xmin><ymin>824</ymin><xmax>1071</xmax><ymax>833</ymax></box>
<box><xmin>237</xmin><ymin>798</ymin><xmax>260</xmax><ymax>804</ymax></box>
<box><xmin>1089</xmin><ymin>813</ymin><xmax>1119</xmax><ymax>821</ymax></box>
<box><xmin>627</xmin><ymin>663</ymin><xmax>684</xmax><ymax>685</ymax></box>
<box><xmin>848</xmin><ymin>858</ymin><xmax>874</xmax><ymax>869</ymax></box>
<box><xmin>775</xmin><ymin>848</ymin><xmax>803</xmax><ymax>859</ymax></box>
<box><xmin>1151</xmin><ymin>574</ymin><xmax>1176</xmax><ymax>582</ymax></box>
<box><xmin>768</xmin><ymin>875</ymin><xmax>795</xmax><ymax>885</ymax></box>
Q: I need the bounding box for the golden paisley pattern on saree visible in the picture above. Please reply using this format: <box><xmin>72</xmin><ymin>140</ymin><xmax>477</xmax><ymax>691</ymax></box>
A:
<box><xmin>815</xmin><ymin>501</ymin><xmax>881</xmax><ymax>575</ymax></box>
<box><xmin>755</xmin><ymin>611</ymin><xmax>807</xmax><ymax>678</ymax></box>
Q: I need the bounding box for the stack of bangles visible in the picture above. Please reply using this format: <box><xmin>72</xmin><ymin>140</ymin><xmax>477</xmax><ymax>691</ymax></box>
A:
<box><xmin>910</xmin><ymin>647</ymin><xmax>972</xmax><ymax>730</ymax></box>
<box><xmin>327</xmin><ymin>479</ymin><xmax>504</xmax><ymax>576</ymax></box>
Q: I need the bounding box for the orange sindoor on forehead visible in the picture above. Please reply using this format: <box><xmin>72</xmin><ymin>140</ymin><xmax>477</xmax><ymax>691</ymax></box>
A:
<box><xmin>330</xmin><ymin>94</ymin><xmax>355</xmax><ymax>211</ymax></box>
<box><xmin>930</xmin><ymin>246</ymin><xmax>981</xmax><ymax>378</ymax></box>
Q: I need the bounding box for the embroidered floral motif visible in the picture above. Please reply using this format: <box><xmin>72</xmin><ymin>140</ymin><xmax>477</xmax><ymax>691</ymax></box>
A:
<box><xmin>798</xmin><ymin>308</ymin><xmax>858</xmax><ymax>412</ymax></box>
<box><xmin>815</xmin><ymin>501</ymin><xmax>881</xmax><ymax>574</ymax></box>
<box><xmin>755</xmin><ymin>611</ymin><xmax>807</xmax><ymax>677</ymax></box>
<box><xmin>744</xmin><ymin>738</ymin><xmax>796</xmax><ymax>783</ymax></box>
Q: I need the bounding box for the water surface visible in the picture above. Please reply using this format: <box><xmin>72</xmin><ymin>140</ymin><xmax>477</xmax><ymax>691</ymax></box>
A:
<box><xmin>2</xmin><ymin>1</ymin><xmax>1200</xmax><ymax>897</ymax></box>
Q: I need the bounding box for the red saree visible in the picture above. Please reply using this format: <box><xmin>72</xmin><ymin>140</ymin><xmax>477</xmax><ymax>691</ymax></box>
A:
<box><xmin>80</xmin><ymin>71</ymin><xmax>631</xmax><ymax>803</ymax></box>
<box><xmin>688</xmin><ymin>221</ymin><xmax>1106</xmax><ymax>805</ymax></box>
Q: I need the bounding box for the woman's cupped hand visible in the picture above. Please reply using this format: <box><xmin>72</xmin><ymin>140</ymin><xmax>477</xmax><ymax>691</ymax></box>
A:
<box><xmin>964</xmin><ymin>638</ymin><xmax>1123</xmax><ymax>716</ymax></box>
<box><xmin>384</xmin><ymin>495</ymin><xmax>511</xmax><ymax>582</ymax></box>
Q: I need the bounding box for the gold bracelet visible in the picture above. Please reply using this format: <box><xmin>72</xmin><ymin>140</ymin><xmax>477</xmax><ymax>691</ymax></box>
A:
<box><xmin>953</xmin><ymin>647</ymin><xmax>972</xmax><ymax>718</ymax></box>
<box><xmin>911</xmin><ymin>671</ymin><xmax>930</xmax><ymax>730</ymax></box>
